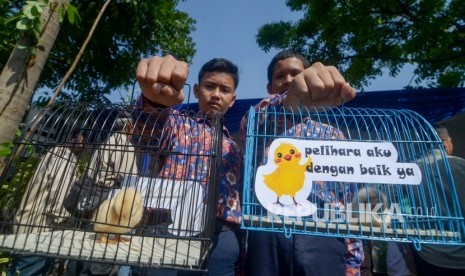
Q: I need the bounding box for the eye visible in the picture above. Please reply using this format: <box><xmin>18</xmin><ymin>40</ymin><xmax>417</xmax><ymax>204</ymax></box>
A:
<box><xmin>203</xmin><ymin>83</ymin><xmax>215</xmax><ymax>90</ymax></box>
<box><xmin>290</xmin><ymin>149</ymin><xmax>295</xmax><ymax>154</ymax></box>
<box><xmin>277</xmin><ymin>152</ymin><xmax>282</xmax><ymax>158</ymax></box>
<box><xmin>220</xmin><ymin>86</ymin><xmax>232</xmax><ymax>94</ymax></box>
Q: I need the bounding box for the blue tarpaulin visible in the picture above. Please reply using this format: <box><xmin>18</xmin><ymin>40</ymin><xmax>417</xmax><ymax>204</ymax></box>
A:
<box><xmin>180</xmin><ymin>88</ymin><xmax>465</xmax><ymax>134</ymax></box>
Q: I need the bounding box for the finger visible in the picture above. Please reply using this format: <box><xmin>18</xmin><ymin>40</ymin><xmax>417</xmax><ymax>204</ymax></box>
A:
<box><xmin>145</xmin><ymin>56</ymin><xmax>164</xmax><ymax>85</ymax></box>
<box><xmin>284</xmin><ymin>73</ymin><xmax>310</xmax><ymax>108</ymax></box>
<box><xmin>324</xmin><ymin>83</ymin><xmax>355</xmax><ymax>107</ymax></box>
<box><xmin>136</xmin><ymin>58</ymin><xmax>150</xmax><ymax>84</ymax></box>
<box><xmin>327</xmin><ymin>65</ymin><xmax>347</xmax><ymax>95</ymax></box>
<box><xmin>302</xmin><ymin>70</ymin><xmax>329</xmax><ymax>102</ymax></box>
<box><xmin>312</xmin><ymin>65</ymin><xmax>348</xmax><ymax>104</ymax></box>
<box><xmin>308</xmin><ymin>63</ymin><xmax>334</xmax><ymax>100</ymax></box>
<box><xmin>171</xmin><ymin>61</ymin><xmax>189</xmax><ymax>91</ymax></box>
<box><xmin>340</xmin><ymin>83</ymin><xmax>356</xmax><ymax>103</ymax></box>
<box><xmin>157</xmin><ymin>55</ymin><xmax>177</xmax><ymax>85</ymax></box>
<box><xmin>158</xmin><ymin>84</ymin><xmax>185</xmax><ymax>105</ymax></box>
<box><xmin>327</xmin><ymin>65</ymin><xmax>346</xmax><ymax>85</ymax></box>
<box><xmin>289</xmin><ymin>73</ymin><xmax>311</xmax><ymax>99</ymax></box>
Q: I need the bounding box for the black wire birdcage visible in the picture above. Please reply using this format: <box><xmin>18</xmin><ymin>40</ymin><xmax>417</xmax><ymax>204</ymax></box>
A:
<box><xmin>0</xmin><ymin>101</ymin><xmax>222</xmax><ymax>271</ymax></box>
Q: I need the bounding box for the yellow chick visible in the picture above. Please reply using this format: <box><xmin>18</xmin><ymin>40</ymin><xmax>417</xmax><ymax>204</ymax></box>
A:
<box><xmin>263</xmin><ymin>143</ymin><xmax>312</xmax><ymax>206</ymax></box>
<box><xmin>94</xmin><ymin>188</ymin><xmax>143</xmax><ymax>243</ymax></box>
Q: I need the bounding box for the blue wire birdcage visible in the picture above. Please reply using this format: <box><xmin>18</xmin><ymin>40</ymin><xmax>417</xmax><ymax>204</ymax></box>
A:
<box><xmin>241</xmin><ymin>106</ymin><xmax>465</xmax><ymax>248</ymax></box>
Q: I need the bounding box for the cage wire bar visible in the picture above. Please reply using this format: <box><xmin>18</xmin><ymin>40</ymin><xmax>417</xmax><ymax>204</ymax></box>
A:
<box><xmin>0</xmin><ymin>101</ymin><xmax>223</xmax><ymax>271</ymax></box>
<box><xmin>241</xmin><ymin>106</ymin><xmax>465</xmax><ymax>248</ymax></box>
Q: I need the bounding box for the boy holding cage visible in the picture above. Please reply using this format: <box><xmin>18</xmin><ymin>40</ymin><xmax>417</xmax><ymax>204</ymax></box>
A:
<box><xmin>135</xmin><ymin>56</ymin><xmax>242</xmax><ymax>275</ymax></box>
<box><xmin>239</xmin><ymin>49</ymin><xmax>362</xmax><ymax>276</ymax></box>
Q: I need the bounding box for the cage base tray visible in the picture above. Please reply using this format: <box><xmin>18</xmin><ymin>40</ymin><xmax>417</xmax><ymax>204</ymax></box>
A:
<box><xmin>243</xmin><ymin>214</ymin><xmax>461</xmax><ymax>241</ymax></box>
<box><xmin>0</xmin><ymin>230</ymin><xmax>208</xmax><ymax>269</ymax></box>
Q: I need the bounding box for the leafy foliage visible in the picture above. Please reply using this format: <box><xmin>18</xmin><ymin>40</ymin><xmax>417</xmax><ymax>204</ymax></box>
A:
<box><xmin>0</xmin><ymin>0</ymin><xmax>196</xmax><ymax>103</ymax></box>
<box><xmin>0</xmin><ymin>129</ymin><xmax>36</xmax><ymax>220</ymax></box>
<box><xmin>0</xmin><ymin>0</ymin><xmax>22</xmax><ymax>55</ymax></box>
<box><xmin>14</xmin><ymin>0</ymin><xmax>48</xmax><ymax>38</ymax></box>
<box><xmin>0</xmin><ymin>152</ymin><xmax>38</xmax><ymax>211</ymax></box>
<box><xmin>0</xmin><ymin>0</ymin><xmax>79</xmax><ymax>60</ymax></box>
<box><xmin>256</xmin><ymin>0</ymin><xmax>465</xmax><ymax>89</ymax></box>
<box><xmin>0</xmin><ymin>130</ymin><xmax>21</xmax><ymax>157</ymax></box>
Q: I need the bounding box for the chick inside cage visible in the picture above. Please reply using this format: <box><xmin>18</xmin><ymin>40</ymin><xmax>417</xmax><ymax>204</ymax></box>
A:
<box><xmin>0</xmin><ymin>102</ymin><xmax>223</xmax><ymax>271</ymax></box>
<box><xmin>241</xmin><ymin>106</ymin><xmax>465</xmax><ymax>247</ymax></box>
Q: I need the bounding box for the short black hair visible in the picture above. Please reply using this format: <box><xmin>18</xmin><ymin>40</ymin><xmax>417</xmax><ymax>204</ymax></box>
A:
<box><xmin>433</xmin><ymin>123</ymin><xmax>449</xmax><ymax>137</ymax></box>
<box><xmin>198</xmin><ymin>58</ymin><xmax>239</xmax><ymax>89</ymax></box>
<box><xmin>267</xmin><ymin>49</ymin><xmax>310</xmax><ymax>83</ymax></box>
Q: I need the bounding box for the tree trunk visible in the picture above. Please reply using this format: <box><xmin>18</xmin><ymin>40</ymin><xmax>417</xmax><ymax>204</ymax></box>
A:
<box><xmin>0</xmin><ymin>0</ymin><xmax>69</xmax><ymax>173</ymax></box>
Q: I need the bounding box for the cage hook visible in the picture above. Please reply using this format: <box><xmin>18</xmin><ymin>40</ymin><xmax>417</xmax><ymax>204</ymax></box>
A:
<box><xmin>410</xmin><ymin>238</ymin><xmax>422</xmax><ymax>251</ymax></box>
<box><xmin>283</xmin><ymin>223</ymin><xmax>292</xmax><ymax>238</ymax></box>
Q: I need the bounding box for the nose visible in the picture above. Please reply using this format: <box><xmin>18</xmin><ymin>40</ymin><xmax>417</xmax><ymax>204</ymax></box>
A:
<box><xmin>211</xmin><ymin>88</ymin><xmax>220</xmax><ymax>98</ymax></box>
<box><xmin>282</xmin><ymin>74</ymin><xmax>293</xmax><ymax>90</ymax></box>
<box><xmin>285</xmin><ymin>74</ymin><xmax>293</xmax><ymax>82</ymax></box>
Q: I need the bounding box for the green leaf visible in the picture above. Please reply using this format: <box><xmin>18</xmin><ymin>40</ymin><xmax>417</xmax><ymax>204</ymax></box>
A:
<box><xmin>66</xmin><ymin>5</ymin><xmax>80</xmax><ymax>25</ymax></box>
<box><xmin>66</xmin><ymin>10</ymin><xmax>73</xmax><ymax>23</ymax></box>
<box><xmin>5</xmin><ymin>14</ymin><xmax>21</xmax><ymax>25</ymax></box>
<box><xmin>0</xmin><ymin>142</ymin><xmax>13</xmax><ymax>157</ymax></box>
<box><xmin>30</xmin><ymin>5</ymin><xmax>41</xmax><ymax>17</ymax></box>
<box><xmin>24</xmin><ymin>7</ymin><xmax>35</xmax><ymax>20</ymax></box>
<box><xmin>16</xmin><ymin>18</ymin><xmax>29</xmax><ymax>30</ymax></box>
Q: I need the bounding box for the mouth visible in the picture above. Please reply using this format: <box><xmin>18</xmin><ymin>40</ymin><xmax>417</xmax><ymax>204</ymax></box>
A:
<box><xmin>208</xmin><ymin>102</ymin><xmax>222</xmax><ymax>110</ymax></box>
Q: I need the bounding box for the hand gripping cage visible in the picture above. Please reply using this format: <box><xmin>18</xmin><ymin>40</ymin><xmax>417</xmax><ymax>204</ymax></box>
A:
<box><xmin>0</xmin><ymin>101</ymin><xmax>222</xmax><ymax>271</ymax></box>
<box><xmin>241</xmin><ymin>106</ymin><xmax>465</xmax><ymax>248</ymax></box>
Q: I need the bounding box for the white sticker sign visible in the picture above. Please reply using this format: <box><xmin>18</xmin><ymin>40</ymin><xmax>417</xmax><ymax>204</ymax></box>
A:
<box><xmin>255</xmin><ymin>138</ymin><xmax>422</xmax><ymax>216</ymax></box>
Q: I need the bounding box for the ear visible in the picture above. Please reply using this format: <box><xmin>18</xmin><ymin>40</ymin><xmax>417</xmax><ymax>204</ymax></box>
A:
<box><xmin>267</xmin><ymin>83</ymin><xmax>272</xmax><ymax>94</ymax></box>
<box><xmin>193</xmin><ymin>84</ymin><xmax>199</xmax><ymax>99</ymax></box>
<box><xmin>228</xmin><ymin>94</ymin><xmax>237</xmax><ymax>108</ymax></box>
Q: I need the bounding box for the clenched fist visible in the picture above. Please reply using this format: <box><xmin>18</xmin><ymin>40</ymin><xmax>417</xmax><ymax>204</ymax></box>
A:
<box><xmin>136</xmin><ymin>55</ymin><xmax>189</xmax><ymax>107</ymax></box>
<box><xmin>285</xmin><ymin>62</ymin><xmax>356</xmax><ymax>109</ymax></box>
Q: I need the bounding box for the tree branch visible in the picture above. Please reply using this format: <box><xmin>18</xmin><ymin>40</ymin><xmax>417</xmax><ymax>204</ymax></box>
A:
<box><xmin>47</xmin><ymin>0</ymin><xmax>112</xmax><ymax>106</ymax></box>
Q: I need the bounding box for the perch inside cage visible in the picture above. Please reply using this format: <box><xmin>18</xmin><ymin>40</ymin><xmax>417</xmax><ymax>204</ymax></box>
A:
<box><xmin>0</xmin><ymin>102</ymin><xmax>222</xmax><ymax>271</ymax></box>
<box><xmin>241</xmin><ymin>106</ymin><xmax>465</xmax><ymax>246</ymax></box>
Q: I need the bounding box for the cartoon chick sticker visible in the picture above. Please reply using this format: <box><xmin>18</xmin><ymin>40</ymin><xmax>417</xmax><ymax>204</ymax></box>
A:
<box><xmin>256</xmin><ymin>140</ymin><xmax>317</xmax><ymax>216</ymax></box>
<box><xmin>254</xmin><ymin>138</ymin><xmax>422</xmax><ymax>217</ymax></box>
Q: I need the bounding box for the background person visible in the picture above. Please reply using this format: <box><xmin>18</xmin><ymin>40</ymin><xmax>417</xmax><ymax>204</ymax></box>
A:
<box><xmin>435</xmin><ymin>124</ymin><xmax>453</xmax><ymax>155</ymax></box>
<box><xmin>9</xmin><ymin>129</ymin><xmax>84</xmax><ymax>276</ymax></box>
<box><xmin>380</xmin><ymin>124</ymin><xmax>465</xmax><ymax>276</ymax></box>
<box><xmin>410</xmin><ymin>124</ymin><xmax>465</xmax><ymax>276</ymax></box>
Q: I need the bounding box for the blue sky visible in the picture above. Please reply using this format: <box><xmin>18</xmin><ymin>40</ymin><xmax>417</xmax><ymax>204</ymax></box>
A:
<box><xmin>107</xmin><ymin>0</ymin><xmax>414</xmax><ymax>103</ymax></box>
<box><xmin>173</xmin><ymin>0</ymin><xmax>414</xmax><ymax>103</ymax></box>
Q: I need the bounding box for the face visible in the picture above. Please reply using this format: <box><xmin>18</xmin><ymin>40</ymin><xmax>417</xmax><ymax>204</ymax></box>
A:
<box><xmin>267</xmin><ymin>57</ymin><xmax>306</xmax><ymax>94</ymax></box>
<box><xmin>194</xmin><ymin>72</ymin><xmax>236</xmax><ymax>116</ymax></box>
<box><xmin>440</xmin><ymin>134</ymin><xmax>454</xmax><ymax>155</ymax></box>
<box><xmin>71</xmin><ymin>134</ymin><xmax>85</xmax><ymax>155</ymax></box>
